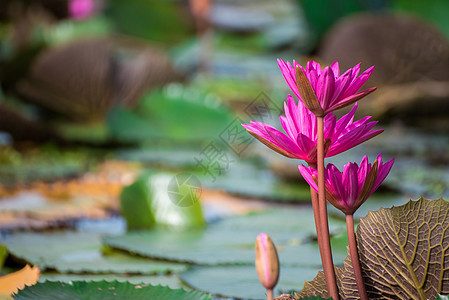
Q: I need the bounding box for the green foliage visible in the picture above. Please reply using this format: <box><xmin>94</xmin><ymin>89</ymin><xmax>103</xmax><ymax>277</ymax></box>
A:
<box><xmin>0</xmin><ymin>145</ymin><xmax>89</xmax><ymax>185</ymax></box>
<box><xmin>120</xmin><ymin>178</ymin><xmax>156</xmax><ymax>230</ymax></box>
<box><xmin>39</xmin><ymin>274</ymin><xmax>182</xmax><ymax>289</ymax></box>
<box><xmin>13</xmin><ymin>281</ymin><xmax>211</xmax><ymax>300</ymax></box>
<box><xmin>298</xmin><ymin>198</ymin><xmax>449</xmax><ymax>299</ymax></box>
<box><xmin>120</xmin><ymin>172</ymin><xmax>205</xmax><ymax>230</ymax></box>
<box><xmin>299</xmin><ymin>0</ymin><xmax>367</xmax><ymax>44</ymax></box>
<box><xmin>390</xmin><ymin>0</ymin><xmax>449</xmax><ymax>39</ymax></box>
<box><xmin>107</xmin><ymin>87</ymin><xmax>235</xmax><ymax>145</ymax></box>
<box><xmin>181</xmin><ymin>265</ymin><xmax>318</xmax><ymax>299</ymax></box>
<box><xmin>104</xmin><ymin>208</ymin><xmax>347</xmax><ymax>266</ymax></box>
<box><xmin>0</xmin><ymin>245</ymin><xmax>7</xmax><ymax>271</ymax></box>
<box><xmin>1</xmin><ymin>231</ymin><xmax>186</xmax><ymax>274</ymax></box>
<box><xmin>438</xmin><ymin>295</ymin><xmax>449</xmax><ymax>300</ymax></box>
<box><xmin>105</xmin><ymin>0</ymin><xmax>194</xmax><ymax>45</ymax></box>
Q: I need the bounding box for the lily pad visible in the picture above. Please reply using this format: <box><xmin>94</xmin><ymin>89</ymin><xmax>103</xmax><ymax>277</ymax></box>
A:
<box><xmin>1</xmin><ymin>232</ymin><xmax>186</xmax><ymax>274</ymax></box>
<box><xmin>181</xmin><ymin>265</ymin><xmax>317</xmax><ymax>299</ymax></box>
<box><xmin>13</xmin><ymin>281</ymin><xmax>211</xmax><ymax>300</ymax></box>
<box><xmin>104</xmin><ymin>208</ymin><xmax>347</xmax><ymax>267</ymax></box>
<box><xmin>201</xmin><ymin>161</ymin><xmax>312</xmax><ymax>203</ymax></box>
<box><xmin>107</xmin><ymin>88</ymin><xmax>235</xmax><ymax>144</ymax></box>
<box><xmin>38</xmin><ymin>274</ymin><xmax>182</xmax><ymax>289</ymax></box>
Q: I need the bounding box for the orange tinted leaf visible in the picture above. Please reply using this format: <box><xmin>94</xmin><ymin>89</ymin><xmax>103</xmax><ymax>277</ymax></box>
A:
<box><xmin>0</xmin><ymin>265</ymin><xmax>40</xmax><ymax>295</ymax></box>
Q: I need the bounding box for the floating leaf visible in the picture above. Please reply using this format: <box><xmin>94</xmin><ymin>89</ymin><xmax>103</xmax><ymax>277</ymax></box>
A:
<box><xmin>1</xmin><ymin>232</ymin><xmax>186</xmax><ymax>275</ymax></box>
<box><xmin>181</xmin><ymin>265</ymin><xmax>318</xmax><ymax>299</ymax></box>
<box><xmin>105</xmin><ymin>0</ymin><xmax>194</xmax><ymax>44</ymax></box>
<box><xmin>104</xmin><ymin>208</ymin><xmax>346</xmax><ymax>266</ymax></box>
<box><xmin>107</xmin><ymin>88</ymin><xmax>235</xmax><ymax>144</ymax></box>
<box><xmin>297</xmin><ymin>198</ymin><xmax>449</xmax><ymax>299</ymax></box>
<box><xmin>0</xmin><ymin>265</ymin><xmax>40</xmax><ymax>295</ymax></box>
<box><xmin>39</xmin><ymin>273</ymin><xmax>182</xmax><ymax>289</ymax></box>
<box><xmin>13</xmin><ymin>281</ymin><xmax>211</xmax><ymax>300</ymax></box>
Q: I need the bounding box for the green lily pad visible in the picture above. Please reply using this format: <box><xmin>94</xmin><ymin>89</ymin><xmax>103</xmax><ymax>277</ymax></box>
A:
<box><xmin>201</xmin><ymin>161</ymin><xmax>312</xmax><ymax>203</ymax></box>
<box><xmin>105</xmin><ymin>0</ymin><xmax>194</xmax><ymax>44</ymax></box>
<box><xmin>13</xmin><ymin>281</ymin><xmax>211</xmax><ymax>300</ymax></box>
<box><xmin>107</xmin><ymin>88</ymin><xmax>235</xmax><ymax>144</ymax></box>
<box><xmin>1</xmin><ymin>231</ymin><xmax>186</xmax><ymax>274</ymax></box>
<box><xmin>104</xmin><ymin>208</ymin><xmax>347</xmax><ymax>267</ymax></box>
<box><xmin>181</xmin><ymin>265</ymin><xmax>317</xmax><ymax>299</ymax></box>
<box><xmin>39</xmin><ymin>274</ymin><xmax>182</xmax><ymax>289</ymax></box>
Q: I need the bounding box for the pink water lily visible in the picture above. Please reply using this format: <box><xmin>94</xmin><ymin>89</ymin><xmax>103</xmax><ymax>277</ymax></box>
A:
<box><xmin>299</xmin><ymin>154</ymin><xmax>394</xmax><ymax>214</ymax></box>
<box><xmin>242</xmin><ymin>95</ymin><xmax>382</xmax><ymax>164</ymax></box>
<box><xmin>278</xmin><ymin>59</ymin><xmax>376</xmax><ymax>116</ymax></box>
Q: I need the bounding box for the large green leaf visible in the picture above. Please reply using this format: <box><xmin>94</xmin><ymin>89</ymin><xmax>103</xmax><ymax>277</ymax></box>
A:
<box><xmin>1</xmin><ymin>232</ymin><xmax>186</xmax><ymax>275</ymax></box>
<box><xmin>105</xmin><ymin>0</ymin><xmax>194</xmax><ymax>44</ymax></box>
<box><xmin>104</xmin><ymin>208</ymin><xmax>347</xmax><ymax>266</ymax></box>
<box><xmin>39</xmin><ymin>274</ymin><xmax>182</xmax><ymax>289</ymax></box>
<box><xmin>107</xmin><ymin>88</ymin><xmax>235</xmax><ymax>144</ymax></box>
<box><xmin>181</xmin><ymin>265</ymin><xmax>318</xmax><ymax>300</ymax></box>
<box><xmin>13</xmin><ymin>281</ymin><xmax>211</xmax><ymax>300</ymax></box>
<box><xmin>297</xmin><ymin>198</ymin><xmax>449</xmax><ymax>299</ymax></box>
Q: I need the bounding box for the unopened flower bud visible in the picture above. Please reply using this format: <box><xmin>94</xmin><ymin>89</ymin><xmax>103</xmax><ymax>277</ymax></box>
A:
<box><xmin>255</xmin><ymin>233</ymin><xmax>280</xmax><ymax>290</ymax></box>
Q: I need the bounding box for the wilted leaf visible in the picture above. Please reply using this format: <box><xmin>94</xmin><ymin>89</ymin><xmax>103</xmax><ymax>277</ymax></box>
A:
<box><xmin>13</xmin><ymin>281</ymin><xmax>211</xmax><ymax>300</ymax></box>
<box><xmin>0</xmin><ymin>265</ymin><xmax>40</xmax><ymax>295</ymax></box>
<box><xmin>297</xmin><ymin>198</ymin><xmax>449</xmax><ymax>299</ymax></box>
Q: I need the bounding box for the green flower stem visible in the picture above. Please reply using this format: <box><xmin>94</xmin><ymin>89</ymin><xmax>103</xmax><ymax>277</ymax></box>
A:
<box><xmin>317</xmin><ymin>116</ymin><xmax>339</xmax><ymax>300</ymax></box>
<box><xmin>346</xmin><ymin>214</ymin><xmax>368</xmax><ymax>300</ymax></box>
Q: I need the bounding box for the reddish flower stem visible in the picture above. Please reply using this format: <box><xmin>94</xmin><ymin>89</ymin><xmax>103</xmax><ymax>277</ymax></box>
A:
<box><xmin>317</xmin><ymin>116</ymin><xmax>339</xmax><ymax>300</ymax></box>
<box><xmin>266</xmin><ymin>288</ymin><xmax>273</xmax><ymax>300</ymax></box>
<box><xmin>346</xmin><ymin>214</ymin><xmax>368</xmax><ymax>300</ymax></box>
<box><xmin>307</xmin><ymin>163</ymin><xmax>325</xmax><ymax>275</ymax></box>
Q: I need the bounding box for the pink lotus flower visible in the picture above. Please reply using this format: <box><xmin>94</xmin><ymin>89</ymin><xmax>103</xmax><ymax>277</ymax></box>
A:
<box><xmin>299</xmin><ymin>154</ymin><xmax>394</xmax><ymax>214</ymax></box>
<box><xmin>69</xmin><ymin>0</ymin><xmax>95</xmax><ymax>20</ymax></box>
<box><xmin>242</xmin><ymin>95</ymin><xmax>383</xmax><ymax>163</ymax></box>
<box><xmin>278</xmin><ymin>59</ymin><xmax>376</xmax><ymax>116</ymax></box>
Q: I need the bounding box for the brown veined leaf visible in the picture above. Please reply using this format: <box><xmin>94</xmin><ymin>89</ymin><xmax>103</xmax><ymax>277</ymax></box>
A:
<box><xmin>296</xmin><ymin>198</ymin><xmax>449</xmax><ymax>300</ymax></box>
<box><xmin>0</xmin><ymin>265</ymin><xmax>40</xmax><ymax>295</ymax></box>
